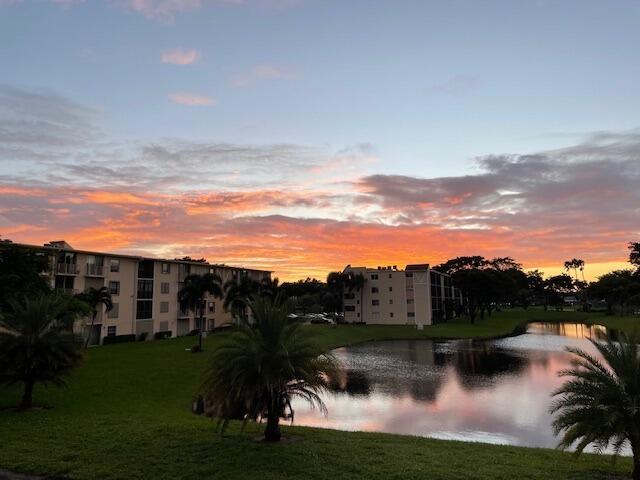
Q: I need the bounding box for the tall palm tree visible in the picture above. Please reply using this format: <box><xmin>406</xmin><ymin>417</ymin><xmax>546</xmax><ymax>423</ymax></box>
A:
<box><xmin>201</xmin><ymin>294</ymin><xmax>337</xmax><ymax>441</ymax></box>
<box><xmin>75</xmin><ymin>286</ymin><xmax>113</xmax><ymax>348</ymax></box>
<box><xmin>345</xmin><ymin>272</ymin><xmax>366</xmax><ymax>322</ymax></box>
<box><xmin>223</xmin><ymin>275</ymin><xmax>258</xmax><ymax>324</ymax></box>
<box><xmin>178</xmin><ymin>273</ymin><xmax>223</xmax><ymax>351</ymax></box>
<box><xmin>550</xmin><ymin>333</ymin><xmax>640</xmax><ymax>479</ymax></box>
<box><xmin>326</xmin><ymin>271</ymin><xmax>347</xmax><ymax>315</ymax></box>
<box><xmin>0</xmin><ymin>294</ymin><xmax>85</xmax><ymax>409</ymax></box>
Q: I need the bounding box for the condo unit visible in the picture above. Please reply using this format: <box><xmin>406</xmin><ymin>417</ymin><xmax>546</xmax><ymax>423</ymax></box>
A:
<box><xmin>15</xmin><ymin>240</ymin><xmax>271</xmax><ymax>345</ymax></box>
<box><xmin>343</xmin><ymin>264</ymin><xmax>463</xmax><ymax>329</ymax></box>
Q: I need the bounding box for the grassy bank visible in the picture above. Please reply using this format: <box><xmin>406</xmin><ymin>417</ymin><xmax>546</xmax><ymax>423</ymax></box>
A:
<box><xmin>1</xmin><ymin>309</ymin><xmax>638</xmax><ymax>479</ymax></box>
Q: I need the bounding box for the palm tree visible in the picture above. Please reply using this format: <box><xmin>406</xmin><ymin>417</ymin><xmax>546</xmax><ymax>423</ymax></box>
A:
<box><xmin>326</xmin><ymin>271</ymin><xmax>347</xmax><ymax>316</ymax></box>
<box><xmin>178</xmin><ymin>273</ymin><xmax>223</xmax><ymax>351</ymax></box>
<box><xmin>201</xmin><ymin>294</ymin><xmax>337</xmax><ymax>441</ymax></box>
<box><xmin>0</xmin><ymin>294</ymin><xmax>85</xmax><ymax>409</ymax></box>
<box><xmin>75</xmin><ymin>286</ymin><xmax>113</xmax><ymax>348</ymax></box>
<box><xmin>223</xmin><ymin>275</ymin><xmax>258</xmax><ymax>324</ymax></box>
<box><xmin>257</xmin><ymin>277</ymin><xmax>280</xmax><ymax>299</ymax></box>
<box><xmin>345</xmin><ymin>272</ymin><xmax>366</xmax><ymax>322</ymax></box>
<box><xmin>550</xmin><ymin>333</ymin><xmax>640</xmax><ymax>479</ymax></box>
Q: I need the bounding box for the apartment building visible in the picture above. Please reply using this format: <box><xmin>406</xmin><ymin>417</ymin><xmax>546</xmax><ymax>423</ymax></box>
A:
<box><xmin>18</xmin><ymin>241</ymin><xmax>270</xmax><ymax>345</ymax></box>
<box><xmin>342</xmin><ymin>264</ymin><xmax>462</xmax><ymax>329</ymax></box>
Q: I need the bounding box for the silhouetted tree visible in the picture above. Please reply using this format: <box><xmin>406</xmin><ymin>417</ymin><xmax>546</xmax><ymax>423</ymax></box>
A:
<box><xmin>75</xmin><ymin>286</ymin><xmax>113</xmax><ymax>348</ymax></box>
<box><xmin>179</xmin><ymin>273</ymin><xmax>223</xmax><ymax>350</ymax></box>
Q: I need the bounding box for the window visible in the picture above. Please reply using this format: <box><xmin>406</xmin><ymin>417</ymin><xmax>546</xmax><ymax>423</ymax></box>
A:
<box><xmin>136</xmin><ymin>300</ymin><xmax>152</xmax><ymax>320</ymax></box>
<box><xmin>107</xmin><ymin>326</ymin><xmax>116</xmax><ymax>337</ymax></box>
<box><xmin>372</xmin><ymin>299</ymin><xmax>379</xmax><ymax>306</ymax></box>
<box><xmin>160</xmin><ymin>301</ymin><xmax>169</xmax><ymax>313</ymax></box>
<box><xmin>208</xmin><ymin>302</ymin><xmax>215</xmax><ymax>313</ymax></box>
<box><xmin>371</xmin><ymin>274</ymin><xmax>378</xmax><ymax>280</ymax></box>
<box><xmin>161</xmin><ymin>282</ymin><xmax>170</xmax><ymax>294</ymax></box>
<box><xmin>110</xmin><ymin>259</ymin><xmax>120</xmax><ymax>272</ymax></box>
<box><xmin>159</xmin><ymin>321</ymin><xmax>169</xmax><ymax>332</ymax></box>
<box><xmin>389</xmin><ymin>286</ymin><xmax>393</xmax><ymax>292</ymax></box>
<box><xmin>138</xmin><ymin>259</ymin><xmax>154</xmax><ymax>279</ymax></box>
<box><xmin>390</xmin><ymin>312</ymin><xmax>394</xmax><ymax>318</ymax></box>
<box><xmin>388</xmin><ymin>273</ymin><xmax>392</xmax><ymax>278</ymax></box>
<box><xmin>344</xmin><ymin>293</ymin><xmax>355</xmax><ymax>299</ymax></box>
<box><xmin>371</xmin><ymin>287</ymin><xmax>379</xmax><ymax>294</ymax></box>
<box><xmin>345</xmin><ymin>305</ymin><xmax>356</xmax><ymax>312</ymax></box>
<box><xmin>161</xmin><ymin>263</ymin><xmax>170</xmax><ymax>274</ymax></box>
<box><xmin>407</xmin><ymin>299</ymin><xmax>414</xmax><ymax>304</ymax></box>
<box><xmin>109</xmin><ymin>281</ymin><xmax>120</xmax><ymax>295</ymax></box>
<box><xmin>137</xmin><ymin>279</ymin><xmax>153</xmax><ymax>299</ymax></box>
<box><xmin>389</xmin><ymin>299</ymin><xmax>393</xmax><ymax>304</ymax></box>
<box><xmin>408</xmin><ymin>312</ymin><xmax>415</xmax><ymax>317</ymax></box>
<box><xmin>108</xmin><ymin>303</ymin><xmax>119</xmax><ymax>318</ymax></box>
<box><xmin>405</xmin><ymin>272</ymin><xmax>413</xmax><ymax>278</ymax></box>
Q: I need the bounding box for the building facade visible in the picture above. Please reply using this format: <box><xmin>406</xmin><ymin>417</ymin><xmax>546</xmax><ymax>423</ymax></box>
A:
<box><xmin>18</xmin><ymin>241</ymin><xmax>270</xmax><ymax>344</ymax></box>
<box><xmin>343</xmin><ymin>264</ymin><xmax>462</xmax><ymax>329</ymax></box>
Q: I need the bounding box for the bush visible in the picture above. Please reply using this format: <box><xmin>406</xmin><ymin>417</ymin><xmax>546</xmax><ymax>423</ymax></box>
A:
<box><xmin>102</xmin><ymin>334</ymin><xmax>136</xmax><ymax>346</ymax></box>
<box><xmin>186</xmin><ymin>329</ymin><xmax>200</xmax><ymax>337</ymax></box>
<box><xmin>190</xmin><ymin>345</ymin><xmax>202</xmax><ymax>354</ymax></box>
<box><xmin>154</xmin><ymin>330</ymin><xmax>172</xmax><ymax>340</ymax></box>
<box><xmin>137</xmin><ymin>332</ymin><xmax>149</xmax><ymax>342</ymax></box>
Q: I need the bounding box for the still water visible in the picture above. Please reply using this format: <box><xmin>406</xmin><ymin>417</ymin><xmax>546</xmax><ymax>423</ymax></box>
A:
<box><xmin>293</xmin><ymin>322</ymin><xmax>618</xmax><ymax>451</ymax></box>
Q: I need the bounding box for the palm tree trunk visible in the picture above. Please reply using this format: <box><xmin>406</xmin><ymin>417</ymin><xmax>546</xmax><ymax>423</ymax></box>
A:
<box><xmin>633</xmin><ymin>446</ymin><xmax>640</xmax><ymax>480</ymax></box>
<box><xmin>84</xmin><ymin>312</ymin><xmax>97</xmax><ymax>349</ymax></box>
<box><xmin>20</xmin><ymin>379</ymin><xmax>34</xmax><ymax>409</ymax></box>
<box><xmin>264</xmin><ymin>399</ymin><xmax>281</xmax><ymax>442</ymax></box>
<box><xmin>198</xmin><ymin>300</ymin><xmax>204</xmax><ymax>351</ymax></box>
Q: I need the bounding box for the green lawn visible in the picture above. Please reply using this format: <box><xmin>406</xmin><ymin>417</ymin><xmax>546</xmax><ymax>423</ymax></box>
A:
<box><xmin>1</xmin><ymin>309</ymin><xmax>638</xmax><ymax>479</ymax></box>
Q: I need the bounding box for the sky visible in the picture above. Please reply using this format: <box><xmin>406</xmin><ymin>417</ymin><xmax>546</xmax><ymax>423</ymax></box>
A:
<box><xmin>0</xmin><ymin>0</ymin><xmax>639</xmax><ymax>280</ymax></box>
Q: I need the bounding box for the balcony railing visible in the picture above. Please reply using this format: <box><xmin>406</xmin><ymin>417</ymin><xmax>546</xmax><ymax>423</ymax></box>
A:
<box><xmin>86</xmin><ymin>264</ymin><xmax>104</xmax><ymax>277</ymax></box>
<box><xmin>178</xmin><ymin>309</ymin><xmax>191</xmax><ymax>318</ymax></box>
<box><xmin>55</xmin><ymin>287</ymin><xmax>79</xmax><ymax>295</ymax></box>
<box><xmin>56</xmin><ymin>263</ymin><xmax>79</xmax><ymax>275</ymax></box>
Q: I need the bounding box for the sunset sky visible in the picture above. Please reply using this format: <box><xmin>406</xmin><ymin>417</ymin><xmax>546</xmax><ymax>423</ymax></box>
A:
<box><xmin>1</xmin><ymin>0</ymin><xmax>639</xmax><ymax>280</ymax></box>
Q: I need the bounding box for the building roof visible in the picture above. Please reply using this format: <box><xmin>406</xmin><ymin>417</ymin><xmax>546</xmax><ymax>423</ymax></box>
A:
<box><xmin>3</xmin><ymin>240</ymin><xmax>271</xmax><ymax>274</ymax></box>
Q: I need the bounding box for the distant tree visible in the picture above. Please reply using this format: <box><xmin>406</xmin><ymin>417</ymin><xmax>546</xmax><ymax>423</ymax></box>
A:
<box><xmin>201</xmin><ymin>295</ymin><xmax>337</xmax><ymax>442</ymax></box>
<box><xmin>630</xmin><ymin>242</ymin><xmax>640</xmax><ymax>274</ymax></box>
<box><xmin>178</xmin><ymin>273</ymin><xmax>223</xmax><ymax>351</ymax></box>
<box><xmin>0</xmin><ymin>244</ymin><xmax>51</xmax><ymax>312</ymax></box>
<box><xmin>490</xmin><ymin>257</ymin><xmax>523</xmax><ymax>271</ymax></box>
<box><xmin>0</xmin><ymin>294</ymin><xmax>85</xmax><ymax>409</ymax></box>
<box><xmin>223</xmin><ymin>275</ymin><xmax>259</xmax><ymax>324</ymax></box>
<box><xmin>551</xmin><ymin>333</ymin><xmax>640</xmax><ymax>480</ymax></box>
<box><xmin>451</xmin><ymin>269</ymin><xmax>491</xmax><ymax>323</ymax></box>
<box><xmin>588</xmin><ymin>270</ymin><xmax>640</xmax><ymax>316</ymax></box>
<box><xmin>525</xmin><ymin>270</ymin><xmax>546</xmax><ymax>307</ymax></box>
<box><xmin>433</xmin><ymin>256</ymin><xmax>489</xmax><ymax>275</ymax></box>
<box><xmin>75</xmin><ymin>286</ymin><xmax>113</xmax><ymax>348</ymax></box>
<box><xmin>543</xmin><ymin>274</ymin><xmax>575</xmax><ymax>311</ymax></box>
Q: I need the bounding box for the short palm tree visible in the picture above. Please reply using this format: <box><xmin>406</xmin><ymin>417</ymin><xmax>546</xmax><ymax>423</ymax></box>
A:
<box><xmin>223</xmin><ymin>276</ymin><xmax>258</xmax><ymax>324</ymax></box>
<box><xmin>550</xmin><ymin>333</ymin><xmax>640</xmax><ymax>479</ymax></box>
<box><xmin>0</xmin><ymin>294</ymin><xmax>85</xmax><ymax>409</ymax></box>
<box><xmin>75</xmin><ymin>286</ymin><xmax>113</xmax><ymax>348</ymax></box>
<box><xmin>178</xmin><ymin>273</ymin><xmax>223</xmax><ymax>351</ymax></box>
<box><xmin>202</xmin><ymin>294</ymin><xmax>337</xmax><ymax>441</ymax></box>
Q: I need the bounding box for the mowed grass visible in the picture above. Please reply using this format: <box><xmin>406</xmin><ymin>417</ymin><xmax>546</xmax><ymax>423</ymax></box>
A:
<box><xmin>1</xmin><ymin>309</ymin><xmax>639</xmax><ymax>480</ymax></box>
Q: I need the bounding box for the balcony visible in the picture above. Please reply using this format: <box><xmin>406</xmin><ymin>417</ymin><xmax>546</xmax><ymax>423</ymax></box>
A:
<box><xmin>178</xmin><ymin>309</ymin><xmax>191</xmax><ymax>318</ymax></box>
<box><xmin>55</xmin><ymin>287</ymin><xmax>79</xmax><ymax>295</ymax></box>
<box><xmin>56</xmin><ymin>263</ymin><xmax>79</xmax><ymax>275</ymax></box>
<box><xmin>86</xmin><ymin>264</ymin><xmax>104</xmax><ymax>277</ymax></box>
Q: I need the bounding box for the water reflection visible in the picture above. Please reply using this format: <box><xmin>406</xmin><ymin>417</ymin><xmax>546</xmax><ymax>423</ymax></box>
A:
<box><xmin>293</xmin><ymin>322</ymin><xmax>625</xmax><ymax>452</ymax></box>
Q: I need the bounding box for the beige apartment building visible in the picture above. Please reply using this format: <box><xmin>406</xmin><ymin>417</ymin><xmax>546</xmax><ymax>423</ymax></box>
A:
<box><xmin>343</xmin><ymin>264</ymin><xmax>462</xmax><ymax>329</ymax></box>
<box><xmin>18</xmin><ymin>241</ymin><xmax>270</xmax><ymax>345</ymax></box>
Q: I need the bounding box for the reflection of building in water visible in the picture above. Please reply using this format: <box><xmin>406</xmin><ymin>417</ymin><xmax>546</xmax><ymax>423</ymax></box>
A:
<box><xmin>343</xmin><ymin>264</ymin><xmax>463</xmax><ymax>328</ymax></box>
<box><xmin>451</xmin><ymin>342</ymin><xmax>529</xmax><ymax>390</ymax></box>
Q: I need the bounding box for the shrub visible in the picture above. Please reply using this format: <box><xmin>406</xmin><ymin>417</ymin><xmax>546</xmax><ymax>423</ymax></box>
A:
<box><xmin>154</xmin><ymin>330</ymin><xmax>172</xmax><ymax>340</ymax></box>
<box><xmin>102</xmin><ymin>334</ymin><xmax>136</xmax><ymax>346</ymax></box>
<box><xmin>191</xmin><ymin>344</ymin><xmax>202</xmax><ymax>354</ymax></box>
<box><xmin>137</xmin><ymin>332</ymin><xmax>149</xmax><ymax>342</ymax></box>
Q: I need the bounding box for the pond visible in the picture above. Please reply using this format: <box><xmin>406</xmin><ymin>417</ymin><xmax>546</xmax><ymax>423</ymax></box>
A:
<box><xmin>292</xmin><ymin>322</ymin><xmax>623</xmax><ymax>452</ymax></box>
